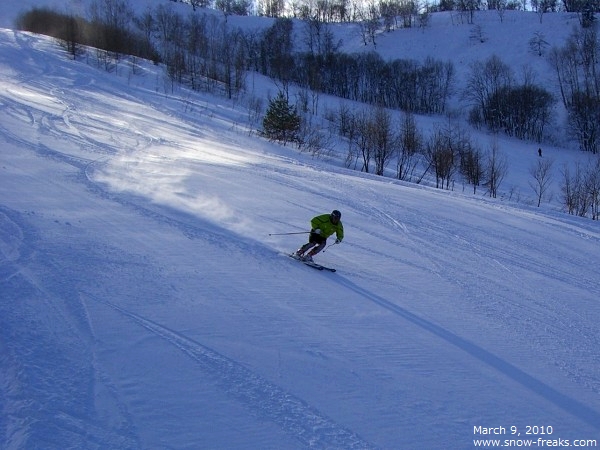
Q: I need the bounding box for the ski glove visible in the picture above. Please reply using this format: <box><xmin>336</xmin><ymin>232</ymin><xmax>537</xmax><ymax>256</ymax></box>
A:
<box><xmin>335</xmin><ymin>238</ymin><xmax>341</xmax><ymax>244</ymax></box>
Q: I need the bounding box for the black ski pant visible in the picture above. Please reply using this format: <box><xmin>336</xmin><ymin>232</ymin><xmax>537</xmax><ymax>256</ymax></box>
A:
<box><xmin>298</xmin><ymin>230</ymin><xmax>326</xmax><ymax>256</ymax></box>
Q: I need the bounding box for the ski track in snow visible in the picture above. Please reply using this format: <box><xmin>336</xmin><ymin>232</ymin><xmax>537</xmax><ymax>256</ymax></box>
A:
<box><xmin>330</xmin><ymin>275</ymin><xmax>600</xmax><ymax>431</ymax></box>
<box><xmin>85</xmin><ymin>151</ymin><xmax>600</xmax><ymax>437</ymax></box>
<box><xmin>0</xmin><ymin>207</ymin><xmax>142</xmax><ymax>449</ymax></box>
<box><xmin>2</xmin><ymin>27</ymin><xmax>600</xmax><ymax>448</ymax></box>
<box><xmin>87</xmin><ymin>297</ymin><xmax>377</xmax><ymax>450</ymax></box>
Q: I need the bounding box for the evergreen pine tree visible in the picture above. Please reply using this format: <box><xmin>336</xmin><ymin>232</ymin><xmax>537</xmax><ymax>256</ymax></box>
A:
<box><xmin>262</xmin><ymin>91</ymin><xmax>301</xmax><ymax>145</ymax></box>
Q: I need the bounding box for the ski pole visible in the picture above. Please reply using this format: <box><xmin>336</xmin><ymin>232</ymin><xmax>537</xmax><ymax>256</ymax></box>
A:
<box><xmin>322</xmin><ymin>241</ymin><xmax>340</xmax><ymax>253</ymax></box>
<box><xmin>268</xmin><ymin>231</ymin><xmax>310</xmax><ymax>236</ymax></box>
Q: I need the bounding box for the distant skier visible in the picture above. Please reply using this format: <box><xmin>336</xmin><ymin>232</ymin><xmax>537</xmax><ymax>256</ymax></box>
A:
<box><xmin>538</xmin><ymin>147</ymin><xmax>542</xmax><ymax>157</ymax></box>
<box><xmin>294</xmin><ymin>210</ymin><xmax>344</xmax><ymax>262</ymax></box>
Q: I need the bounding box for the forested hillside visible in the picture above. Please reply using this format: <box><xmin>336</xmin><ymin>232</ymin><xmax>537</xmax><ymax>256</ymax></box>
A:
<box><xmin>11</xmin><ymin>0</ymin><xmax>600</xmax><ymax>218</ymax></box>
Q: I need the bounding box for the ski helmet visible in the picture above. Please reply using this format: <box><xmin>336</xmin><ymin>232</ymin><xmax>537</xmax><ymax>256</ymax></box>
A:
<box><xmin>330</xmin><ymin>210</ymin><xmax>341</xmax><ymax>222</ymax></box>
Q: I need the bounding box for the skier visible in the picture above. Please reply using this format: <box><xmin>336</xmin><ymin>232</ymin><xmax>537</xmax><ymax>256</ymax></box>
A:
<box><xmin>294</xmin><ymin>210</ymin><xmax>344</xmax><ymax>262</ymax></box>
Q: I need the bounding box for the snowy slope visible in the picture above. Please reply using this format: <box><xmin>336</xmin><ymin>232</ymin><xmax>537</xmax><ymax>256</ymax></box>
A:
<box><xmin>1</xmin><ymin>15</ymin><xmax>600</xmax><ymax>450</ymax></box>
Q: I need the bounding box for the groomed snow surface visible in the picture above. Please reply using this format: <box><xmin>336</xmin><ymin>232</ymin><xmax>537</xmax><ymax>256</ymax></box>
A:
<box><xmin>1</xmin><ymin>20</ymin><xmax>600</xmax><ymax>450</ymax></box>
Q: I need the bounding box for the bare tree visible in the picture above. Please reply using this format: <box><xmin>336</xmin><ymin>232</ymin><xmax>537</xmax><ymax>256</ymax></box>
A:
<box><xmin>89</xmin><ymin>0</ymin><xmax>135</xmax><ymax>59</ymax></box>
<box><xmin>246</xmin><ymin>95</ymin><xmax>264</xmax><ymax>136</ymax></box>
<box><xmin>567</xmin><ymin>92</ymin><xmax>600</xmax><ymax>154</ymax></box>
<box><xmin>424</xmin><ymin>129</ymin><xmax>455</xmax><ymax>189</ymax></box>
<box><xmin>464</xmin><ymin>55</ymin><xmax>513</xmax><ymax>131</ymax></box>
<box><xmin>341</xmin><ymin>107</ymin><xmax>398</xmax><ymax>174</ymax></box>
<box><xmin>456</xmin><ymin>0</ymin><xmax>481</xmax><ymax>24</ymax></box>
<box><xmin>528</xmin><ymin>157</ymin><xmax>554</xmax><ymax>206</ymax></box>
<box><xmin>60</xmin><ymin>14</ymin><xmax>83</xmax><ymax>58</ymax></box>
<box><xmin>350</xmin><ymin>111</ymin><xmax>373</xmax><ymax>172</ymax></box>
<box><xmin>561</xmin><ymin>161</ymin><xmax>589</xmax><ymax>216</ymax></box>
<box><xmin>261</xmin><ymin>18</ymin><xmax>295</xmax><ymax>95</ymax></box>
<box><xmin>357</xmin><ymin>2</ymin><xmax>380</xmax><ymax>47</ymax></box>
<box><xmin>460</xmin><ymin>145</ymin><xmax>485</xmax><ymax>194</ymax></box>
<box><xmin>585</xmin><ymin>157</ymin><xmax>600</xmax><ymax>219</ymax></box>
<box><xmin>297</xmin><ymin>115</ymin><xmax>335</xmax><ymax>157</ymax></box>
<box><xmin>398</xmin><ymin>0</ymin><xmax>418</xmax><ymax>28</ymax></box>
<box><xmin>495</xmin><ymin>0</ymin><xmax>507</xmax><ymax>22</ymax></box>
<box><xmin>258</xmin><ymin>0</ymin><xmax>285</xmax><ymax>17</ymax></box>
<box><xmin>396</xmin><ymin>111</ymin><xmax>423</xmax><ymax>181</ymax></box>
<box><xmin>335</xmin><ymin>104</ymin><xmax>362</xmax><ymax>170</ymax></box>
<box><xmin>485</xmin><ymin>140</ymin><xmax>507</xmax><ymax>198</ymax></box>
<box><xmin>379</xmin><ymin>0</ymin><xmax>398</xmax><ymax>31</ymax></box>
<box><xmin>549</xmin><ymin>27</ymin><xmax>600</xmax><ymax>154</ymax></box>
<box><xmin>369</xmin><ymin>107</ymin><xmax>399</xmax><ymax>176</ymax></box>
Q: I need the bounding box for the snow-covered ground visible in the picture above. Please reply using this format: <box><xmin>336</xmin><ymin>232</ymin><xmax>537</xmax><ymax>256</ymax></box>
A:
<box><xmin>1</xmin><ymin>2</ymin><xmax>600</xmax><ymax>449</ymax></box>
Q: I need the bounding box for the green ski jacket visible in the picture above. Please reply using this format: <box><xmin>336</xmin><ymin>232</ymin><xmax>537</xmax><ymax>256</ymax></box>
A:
<box><xmin>310</xmin><ymin>214</ymin><xmax>344</xmax><ymax>241</ymax></box>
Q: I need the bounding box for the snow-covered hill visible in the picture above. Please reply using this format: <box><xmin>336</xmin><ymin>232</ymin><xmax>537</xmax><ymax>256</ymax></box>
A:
<box><xmin>1</xmin><ymin>5</ymin><xmax>600</xmax><ymax>450</ymax></box>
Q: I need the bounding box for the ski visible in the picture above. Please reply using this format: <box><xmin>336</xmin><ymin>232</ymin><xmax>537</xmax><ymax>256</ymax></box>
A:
<box><xmin>304</xmin><ymin>261</ymin><xmax>336</xmax><ymax>272</ymax></box>
<box><xmin>288</xmin><ymin>254</ymin><xmax>336</xmax><ymax>272</ymax></box>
